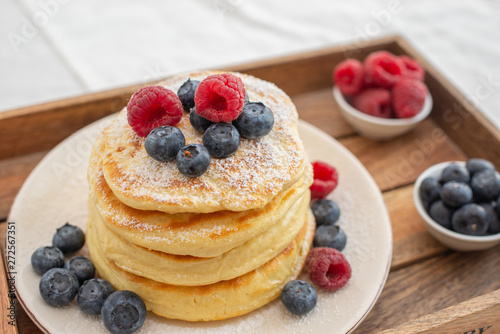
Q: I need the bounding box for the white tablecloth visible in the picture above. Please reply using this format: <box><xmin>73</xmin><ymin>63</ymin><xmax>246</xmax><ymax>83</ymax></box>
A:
<box><xmin>2</xmin><ymin>0</ymin><xmax>499</xmax><ymax>129</ymax></box>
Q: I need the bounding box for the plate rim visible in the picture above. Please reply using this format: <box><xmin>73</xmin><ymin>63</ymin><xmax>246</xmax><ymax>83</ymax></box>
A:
<box><xmin>8</xmin><ymin>117</ymin><xmax>392</xmax><ymax>334</ymax></box>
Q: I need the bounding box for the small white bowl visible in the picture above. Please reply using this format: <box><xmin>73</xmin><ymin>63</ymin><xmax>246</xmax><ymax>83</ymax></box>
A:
<box><xmin>333</xmin><ymin>86</ymin><xmax>432</xmax><ymax>140</ymax></box>
<box><xmin>413</xmin><ymin>161</ymin><xmax>500</xmax><ymax>252</ymax></box>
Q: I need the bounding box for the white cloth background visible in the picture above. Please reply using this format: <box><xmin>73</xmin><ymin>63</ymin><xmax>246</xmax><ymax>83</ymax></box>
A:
<box><xmin>1</xmin><ymin>0</ymin><xmax>499</xmax><ymax>129</ymax></box>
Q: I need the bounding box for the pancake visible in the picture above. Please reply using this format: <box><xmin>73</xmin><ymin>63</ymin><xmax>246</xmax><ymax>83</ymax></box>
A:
<box><xmin>100</xmin><ymin>71</ymin><xmax>308</xmax><ymax>214</ymax></box>
<box><xmin>86</xmin><ymin>70</ymin><xmax>316</xmax><ymax>322</ymax></box>
<box><xmin>86</xmin><ymin>210</ymin><xmax>315</xmax><ymax>321</ymax></box>
<box><xmin>89</xmin><ymin>134</ymin><xmax>313</xmax><ymax>257</ymax></box>
<box><xmin>88</xmin><ymin>189</ymin><xmax>310</xmax><ymax>286</ymax></box>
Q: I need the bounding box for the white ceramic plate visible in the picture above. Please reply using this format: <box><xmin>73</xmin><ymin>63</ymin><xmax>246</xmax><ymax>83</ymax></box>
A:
<box><xmin>8</xmin><ymin>116</ymin><xmax>392</xmax><ymax>334</ymax></box>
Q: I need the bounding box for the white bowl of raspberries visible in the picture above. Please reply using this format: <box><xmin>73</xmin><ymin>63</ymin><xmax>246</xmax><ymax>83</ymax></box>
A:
<box><xmin>333</xmin><ymin>51</ymin><xmax>432</xmax><ymax>140</ymax></box>
<box><xmin>414</xmin><ymin>159</ymin><xmax>500</xmax><ymax>252</ymax></box>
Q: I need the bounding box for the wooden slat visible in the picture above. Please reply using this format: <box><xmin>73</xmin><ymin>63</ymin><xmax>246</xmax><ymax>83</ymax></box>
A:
<box><xmin>0</xmin><ymin>85</ymin><xmax>141</xmax><ymax>160</ymax></box>
<box><xmin>0</xmin><ymin>151</ymin><xmax>48</xmax><ymax>220</ymax></box>
<box><xmin>384</xmin><ymin>185</ymin><xmax>448</xmax><ymax>270</ymax></box>
<box><xmin>224</xmin><ymin>35</ymin><xmax>400</xmax><ymax>96</ymax></box>
<box><xmin>379</xmin><ymin>289</ymin><xmax>500</xmax><ymax>334</ymax></box>
<box><xmin>340</xmin><ymin>119</ymin><xmax>467</xmax><ymax>191</ymax></box>
<box><xmin>292</xmin><ymin>87</ymin><xmax>355</xmax><ymax>138</ymax></box>
<box><xmin>353</xmin><ymin>246</ymin><xmax>500</xmax><ymax>333</ymax></box>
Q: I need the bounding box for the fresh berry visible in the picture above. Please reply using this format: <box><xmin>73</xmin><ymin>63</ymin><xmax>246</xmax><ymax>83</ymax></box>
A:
<box><xmin>64</xmin><ymin>256</ymin><xmax>95</xmax><ymax>285</ymax></box>
<box><xmin>470</xmin><ymin>169</ymin><xmax>500</xmax><ymax>201</ymax></box>
<box><xmin>194</xmin><ymin>73</ymin><xmax>246</xmax><ymax>122</ymax></box>
<box><xmin>144</xmin><ymin>126</ymin><xmax>185</xmax><ymax>162</ymax></box>
<box><xmin>439</xmin><ymin>163</ymin><xmax>470</xmax><ymax>184</ymax></box>
<box><xmin>101</xmin><ymin>290</ymin><xmax>146</xmax><ymax>334</ymax></box>
<box><xmin>311</xmin><ymin>199</ymin><xmax>341</xmax><ymax>227</ymax></box>
<box><xmin>466</xmin><ymin>158</ymin><xmax>495</xmax><ymax>176</ymax></box>
<box><xmin>479</xmin><ymin>203</ymin><xmax>500</xmax><ymax>234</ymax></box>
<box><xmin>39</xmin><ymin>268</ymin><xmax>79</xmax><ymax>307</ymax></box>
<box><xmin>451</xmin><ymin>203</ymin><xmax>490</xmax><ymax>236</ymax></box>
<box><xmin>333</xmin><ymin>59</ymin><xmax>365</xmax><ymax>96</ymax></box>
<box><xmin>233</xmin><ymin>102</ymin><xmax>274</xmax><ymax>139</ymax></box>
<box><xmin>310</xmin><ymin>161</ymin><xmax>339</xmax><ymax>200</ymax></box>
<box><xmin>351</xmin><ymin>88</ymin><xmax>392</xmax><ymax>118</ymax></box>
<box><xmin>400</xmin><ymin>56</ymin><xmax>425</xmax><ymax>81</ymax></box>
<box><xmin>364</xmin><ymin>51</ymin><xmax>405</xmax><ymax>88</ymax></box>
<box><xmin>202</xmin><ymin>123</ymin><xmax>240</xmax><ymax>158</ymax></box>
<box><xmin>306</xmin><ymin>247</ymin><xmax>351</xmax><ymax>291</ymax></box>
<box><xmin>419</xmin><ymin>177</ymin><xmax>441</xmax><ymax>210</ymax></box>
<box><xmin>428</xmin><ymin>200</ymin><xmax>454</xmax><ymax>229</ymax></box>
<box><xmin>189</xmin><ymin>107</ymin><xmax>214</xmax><ymax>133</ymax></box>
<box><xmin>77</xmin><ymin>278</ymin><xmax>115</xmax><ymax>315</ymax></box>
<box><xmin>314</xmin><ymin>225</ymin><xmax>347</xmax><ymax>251</ymax></box>
<box><xmin>245</xmin><ymin>90</ymin><xmax>249</xmax><ymax>102</ymax></box>
<box><xmin>31</xmin><ymin>246</ymin><xmax>65</xmax><ymax>275</ymax></box>
<box><xmin>440</xmin><ymin>181</ymin><xmax>472</xmax><ymax>208</ymax></box>
<box><xmin>127</xmin><ymin>86</ymin><xmax>183</xmax><ymax>137</ymax></box>
<box><xmin>176</xmin><ymin>144</ymin><xmax>211</xmax><ymax>177</ymax></box>
<box><xmin>177</xmin><ymin>78</ymin><xmax>200</xmax><ymax>111</ymax></box>
<box><xmin>52</xmin><ymin>223</ymin><xmax>85</xmax><ymax>254</ymax></box>
<box><xmin>392</xmin><ymin>78</ymin><xmax>427</xmax><ymax>118</ymax></box>
<box><xmin>280</xmin><ymin>280</ymin><xmax>317</xmax><ymax>315</ymax></box>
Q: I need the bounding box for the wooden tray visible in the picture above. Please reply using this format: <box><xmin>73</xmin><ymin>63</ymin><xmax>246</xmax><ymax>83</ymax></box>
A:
<box><xmin>1</xmin><ymin>35</ymin><xmax>500</xmax><ymax>334</ymax></box>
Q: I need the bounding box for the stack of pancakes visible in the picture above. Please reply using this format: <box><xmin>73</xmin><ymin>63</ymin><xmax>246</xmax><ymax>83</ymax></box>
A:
<box><xmin>86</xmin><ymin>71</ymin><xmax>315</xmax><ymax>321</ymax></box>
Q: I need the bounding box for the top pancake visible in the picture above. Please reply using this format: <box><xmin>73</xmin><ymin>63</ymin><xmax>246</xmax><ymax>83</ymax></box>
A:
<box><xmin>101</xmin><ymin>71</ymin><xmax>308</xmax><ymax>214</ymax></box>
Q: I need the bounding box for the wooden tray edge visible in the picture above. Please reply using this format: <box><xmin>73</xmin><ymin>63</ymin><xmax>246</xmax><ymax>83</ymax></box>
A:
<box><xmin>378</xmin><ymin>288</ymin><xmax>500</xmax><ymax>334</ymax></box>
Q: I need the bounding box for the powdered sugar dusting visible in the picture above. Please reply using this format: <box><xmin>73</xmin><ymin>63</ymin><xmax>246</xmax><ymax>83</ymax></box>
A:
<box><xmin>101</xmin><ymin>71</ymin><xmax>307</xmax><ymax>213</ymax></box>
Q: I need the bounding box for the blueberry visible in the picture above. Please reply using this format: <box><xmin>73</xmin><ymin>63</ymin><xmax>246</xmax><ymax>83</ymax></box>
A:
<box><xmin>245</xmin><ymin>90</ymin><xmax>249</xmax><ymax>102</ymax></box>
<box><xmin>428</xmin><ymin>200</ymin><xmax>454</xmax><ymax>229</ymax></box>
<box><xmin>479</xmin><ymin>203</ymin><xmax>500</xmax><ymax>234</ymax></box>
<box><xmin>233</xmin><ymin>102</ymin><xmax>274</xmax><ymax>139</ymax></box>
<box><xmin>419</xmin><ymin>177</ymin><xmax>441</xmax><ymax>210</ymax></box>
<box><xmin>311</xmin><ymin>199</ymin><xmax>340</xmax><ymax>227</ymax></box>
<box><xmin>144</xmin><ymin>126</ymin><xmax>185</xmax><ymax>162</ymax></box>
<box><xmin>451</xmin><ymin>203</ymin><xmax>490</xmax><ymax>236</ymax></box>
<box><xmin>439</xmin><ymin>164</ymin><xmax>470</xmax><ymax>184</ymax></box>
<box><xmin>39</xmin><ymin>268</ymin><xmax>79</xmax><ymax>307</ymax></box>
<box><xmin>176</xmin><ymin>144</ymin><xmax>211</xmax><ymax>177</ymax></box>
<box><xmin>31</xmin><ymin>246</ymin><xmax>65</xmax><ymax>275</ymax></box>
<box><xmin>101</xmin><ymin>290</ymin><xmax>146</xmax><ymax>334</ymax></box>
<box><xmin>77</xmin><ymin>278</ymin><xmax>114</xmax><ymax>315</ymax></box>
<box><xmin>64</xmin><ymin>256</ymin><xmax>95</xmax><ymax>285</ymax></box>
<box><xmin>280</xmin><ymin>280</ymin><xmax>317</xmax><ymax>315</ymax></box>
<box><xmin>52</xmin><ymin>223</ymin><xmax>85</xmax><ymax>254</ymax></box>
<box><xmin>314</xmin><ymin>225</ymin><xmax>347</xmax><ymax>251</ymax></box>
<box><xmin>189</xmin><ymin>107</ymin><xmax>214</xmax><ymax>133</ymax></box>
<box><xmin>470</xmin><ymin>169</ymin><xmax>500</xmax><ymax>201</ymax></box>
<box><xmin>202</xmin><ymin>123</ymin><xmax>240</xmax><ymax>158</ymax></box>
<box><xmin>466</xmin><ymin>158</ymin><xmax>495</xmax><ymax>176</ymax></box>
<box><xmin>177</xmin><ymin>78</ymin><xmax>199</xmax><ymax>111</ymax></box>
<box><xmin>440</xmin><ymin>181</ymin><xmax>472</xmax><ymax>208</ymax></box>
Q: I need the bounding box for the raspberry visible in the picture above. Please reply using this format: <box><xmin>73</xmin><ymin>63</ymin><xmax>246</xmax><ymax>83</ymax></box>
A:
<box><xmin>351</xmin><ymin>88</ymin><xmax>392</xmax><ymax>118</ymax></box>
<box><xmin>392</xmin><ymin>78</ymin><xmax>427</xmax><ymax>118</ymax></box>
<box><xmin>333</xmin><ymin>59</ymin><xmax>364</xmax><ymax>96</ymax></box>
<box><xmin>310</xmin><ymin>161</ymin><xmax>339</xmax><ymax>200</ymax></box>
<box><xmin>127</xmin><ymin>86</ymin><xmax>183</xmax><ymax>137</ymax></box>
<box><xmin>306</xmin><ymin>247</ymin><xmax>351</xmax><ymax>291</ymax></box>
<box><xmin>400</xmin><ymin>56</ymin><xmax>425</xmax><ymax>81</ymax></box>
<box><xmin>194</xmin><ymin>73</ymin><xmax>246</xmax><ymax>122</ymax></box>
<box><xmin>364</xmin><ymin>51</ymin><xmax>404</xmax><ymax>88</ymax></box>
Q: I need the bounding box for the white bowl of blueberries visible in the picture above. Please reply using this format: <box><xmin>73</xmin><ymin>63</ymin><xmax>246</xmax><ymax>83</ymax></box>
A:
<box><xmin>414</xmin><ymin>158</ymin><xmax>500</xmax><ymax>252</ymax></box>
